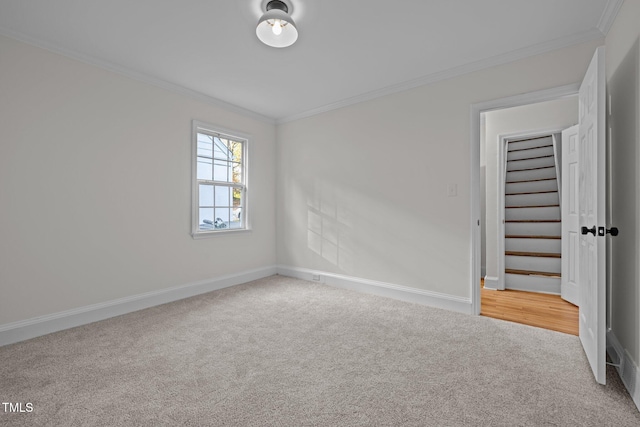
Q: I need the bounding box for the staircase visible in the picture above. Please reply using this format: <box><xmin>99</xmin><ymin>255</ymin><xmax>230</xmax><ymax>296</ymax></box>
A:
<box><xmin>504</xmin><ymin>136</ymin><xmax>561</xmax><ymax>294</ymax></box>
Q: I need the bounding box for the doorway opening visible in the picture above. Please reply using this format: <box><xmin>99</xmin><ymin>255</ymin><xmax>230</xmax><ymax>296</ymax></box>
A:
<box><xmin>471</xmin><ymin>86</ymin><xmax>580</xmax><ymax>335</ymax></box>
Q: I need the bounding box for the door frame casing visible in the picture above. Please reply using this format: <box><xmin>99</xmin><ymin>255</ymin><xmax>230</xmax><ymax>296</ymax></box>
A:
<box><xmin>470</xmin><ymin>83</ymin><xmax>580</xmax><ymax>315</ymax></box>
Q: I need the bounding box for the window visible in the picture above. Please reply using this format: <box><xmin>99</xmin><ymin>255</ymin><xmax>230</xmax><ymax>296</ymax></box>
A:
<box><xmin>192</xmin><ymin>121</ymin><xmax>248</xmax><ymax>237</ymax></box>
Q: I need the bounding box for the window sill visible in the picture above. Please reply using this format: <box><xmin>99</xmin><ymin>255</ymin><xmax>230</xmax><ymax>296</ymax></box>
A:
<box><xmin>191</xmin><ymin>228</ymin><xmax>252</xmax><ymax>239</ymax></box>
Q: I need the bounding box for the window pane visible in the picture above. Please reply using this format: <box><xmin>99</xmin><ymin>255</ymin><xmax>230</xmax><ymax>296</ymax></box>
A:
<box><xmin>230</xmin><ymin>186</ymin><xmax>243</xmax><ymax>229</ymax></box>
<box><xmin>213</xmin><ymin>137</ymin><xmax>229</xmax><ymax>160</ymax></box>
<box><xmin>197</xmin><ymin>134</ymin><xmax>214</xmax><ymax>158</ymax></box>
<box><xmin>199</xmin><ymin>184</ymin><xmax>214</xmax><ymax>207</ymax></box>
<box><xmin>213</xmin><ymin>159</ymin><xmax>230</xmax><ymax>182</ymax></box>
<box><xmin>230</xmin><ymin>140</ymin><xmax>242</xmax><ymax>163</ymax></box>
<box><xmin>229</xmin><ymin>206</ymin><xmax>242</xmax><ymax>229</ymax></box>
<box><xmin>214</xmin><ymin>208</ymin><xmax>230</xmax><ymax>229</ymax></box>
<box><xmin>197</xmin><ymin>157</ymin><xmax>212</xmax><ymax>180</ymax></box>
<box><xmin>232</xmin><ymin>187</ymin><xmax>242</xmax><ymax>208</ymax></box>
<box><xmin>214</xmin><ymin>185</ymin><xmax>231</xmax><ymax>206</ymax></box>
<box><xmin>199</xmin><ymin>208</ymin><xmax>214</xmax><ymax>230</ymax></box>
<box><xmin>232</xmin><ymin>162</ymin><xmax>242</xmax><ymax>184</ymax></box>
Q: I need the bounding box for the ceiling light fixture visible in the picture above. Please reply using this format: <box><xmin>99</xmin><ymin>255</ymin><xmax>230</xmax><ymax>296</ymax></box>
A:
<box><xmin>256</xmin><ymin>0</ymin><xmax>298</xmax><ymax>48</ymax></box>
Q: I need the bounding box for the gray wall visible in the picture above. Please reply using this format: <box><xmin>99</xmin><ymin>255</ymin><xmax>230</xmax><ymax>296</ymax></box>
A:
<box><xmin>277</xmin><ymin>39</ymin><xmax>601</xmax><ymax>300</ymax></box>
<box><xmin>0</xmin><ymin>35</ymin><xmax>277</xmax><ymax>325</ymax></box>
<box><xmin>606</xmin><ymin>0</ymin><xmax>640</xmax><ymax>376</ymax></box>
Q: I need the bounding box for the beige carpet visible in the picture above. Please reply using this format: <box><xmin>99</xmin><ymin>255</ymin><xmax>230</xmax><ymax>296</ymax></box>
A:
<box><xmin>0</xmin><ymin>275</ymin><xmax>638</xmax><ymax>426</ymax></box>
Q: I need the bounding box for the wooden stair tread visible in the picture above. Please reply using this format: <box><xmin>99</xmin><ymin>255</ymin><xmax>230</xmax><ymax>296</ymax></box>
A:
<box><xmin>506</xmin><ymin>190</ymin><xmax>557</xmax><ymax>196</ymax></box>
<box><xmin>506</xmin><ymin>269</ymin><xmax>561</xmax><ymax>278</ymax></box>
<box><xmin>506</xmin><ymin>219</ymin><xmax>560</xmax><ymax>223</ymax></box>
<box><xmin>506</xmin><ymin>235</ymin><xmax>561</xmax><ymax>239</ymax></box>
<box><xmin>505</xmin><ymin>204</ymin><xmax>559</xmax><ymax>209</ymax></box>
<box><xmin>507</xmin><ymin>165</ymin><xmax>556</xmax><ymax>172</ymax></box>
<box><xmin>506</xmin><ymin>177</ymin><xmax>556</xmax><ymax>184</ymax></box>
<box><xmin>508</xmin><ymin>144</ymin><xmax>553</xmax><ymax>153</ymax></box>
<box><xmin>508</xmin><ymin>154</ymin><xmax>554</xmax><ymax>162</ymax></box>
<box><xmin>506</xmin><ymin>251</ymin><xmax>561</xmax><ymax>258</ymax></box>
<box><xmin>508</xmin><ymin>136</ymin><xmax>550</xmax><ymax>144</ymax></box>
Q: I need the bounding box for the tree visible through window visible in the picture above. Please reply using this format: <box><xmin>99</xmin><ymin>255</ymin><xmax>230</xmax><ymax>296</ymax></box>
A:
<box><xmin>192</xmin><ymin>122</ymin><xmax>247</xmax><ymax>235</ymax></box>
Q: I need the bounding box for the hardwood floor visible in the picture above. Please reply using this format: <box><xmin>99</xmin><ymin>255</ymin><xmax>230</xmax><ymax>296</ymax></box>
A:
<box><xmin>480</xmin><ymin>281</ymin><xmax>578</xmax><ymax>336</ymax></box>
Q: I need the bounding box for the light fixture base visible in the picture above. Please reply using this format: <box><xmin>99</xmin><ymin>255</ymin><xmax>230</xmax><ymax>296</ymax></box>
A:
<box><xmin>260</xmin><ymin>0</ymin><xmax>294</xmax><ymax>15</ymax></box>
<box><xmin>266</xmin><ymin>0</ymin><xmax>288</xmax><ymax>14</ymax></box>
<box><xmin>256</xmin><ymin>0</ymin><xmax>298</xmax><ymax>48</ymax></box>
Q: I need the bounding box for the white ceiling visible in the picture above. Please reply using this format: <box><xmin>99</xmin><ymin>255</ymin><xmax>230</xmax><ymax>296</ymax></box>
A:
<box><xmin>0</xmin><ymin>0</ymin><xmax>619</xmax><ymax>122</ymax></box>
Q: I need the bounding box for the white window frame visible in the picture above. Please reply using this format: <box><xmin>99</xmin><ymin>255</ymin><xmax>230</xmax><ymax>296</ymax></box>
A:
<box><xmin>191</xmin><ymin>120</ymin><xmax>250</xmax><ymax>238</ymax></box>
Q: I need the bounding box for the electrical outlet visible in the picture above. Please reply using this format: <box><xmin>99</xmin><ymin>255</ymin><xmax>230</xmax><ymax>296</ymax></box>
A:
<box><xmin>312</xmin><ymin>274</ymin><xmax>321</xmax><ymax>281</ymax></box>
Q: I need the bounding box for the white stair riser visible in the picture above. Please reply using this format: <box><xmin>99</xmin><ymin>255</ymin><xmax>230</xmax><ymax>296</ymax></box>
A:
<box><xmin>508</xmin><ymin>137</ymin><xmax>553</xmax><ymax>151</ymax></box>
<box><xmin>506</xmin><ymin>222</ymin><xmax>561</xmax><ymax>235</ymax></box>
<box><xmin>505</xmin><ymin>273</ymin><xmax>560</xmax><ymax>294</ymax></box>
<box><xmin>506</xmin><ymin>238</ymin><xmax>561</xmax><ymax>253</ymax></box>
<box><xmin>507</xmin><ymin>157</ymin><xmax>555</xmax><ymax>172</ymax></box>
<box><xmin>505</xmin><ymin>192</ymin><xmax>559</xmax><ymax>207</ymax></box>
<box><xmin>508</xmin><ymin>145</ymin><xmax>554</xmax><ymax>161</ymax></box>
<box><xmin>506</xmin><ymin>206</ymin><xmax>560</xmax><ymax>221</ymax></box>
<box><xmin>505</xmin><ymin>255</ymin><xmax>561</xmax><ymax>273</ymax></box>
<box><xmin>507</xmin><ymin>168</ymin><xmax>557</xmax><ymax>182</ymax></box>
<box><xmin>506</xmin><ymin>180</ymin><xmax>558</xmax><ymax>193</ymax></box>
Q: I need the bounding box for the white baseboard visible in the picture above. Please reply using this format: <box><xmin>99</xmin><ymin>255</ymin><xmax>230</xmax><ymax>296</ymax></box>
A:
<box><xmin>0</xmin><ymin>266</ymin><xmax>277</xmax><ymax>347</ymax></box>
<box><xmin>277</xmin><ymin>265</ymin><xmax>472</xmax><ymax>315</ymax></box>
<box><xmin>483</xmin><ymin>275</ymin><xmax>499</xmax><ymax>290</ymax></box>
<box><xmin>607</xmin><ymin>330</ymin><xmax>640</xmax><ymax>412</ymax></box>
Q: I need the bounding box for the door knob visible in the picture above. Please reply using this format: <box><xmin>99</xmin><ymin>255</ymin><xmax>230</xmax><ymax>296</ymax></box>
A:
<box><xmin>607</xmin><ymin>227</ymin><xmax>619</xmax><ymax>236</ymax></box>
<box><xmin>581</xmin><ymin>226</ymin><xmax>596</xmax><ymax>236</ymax></box>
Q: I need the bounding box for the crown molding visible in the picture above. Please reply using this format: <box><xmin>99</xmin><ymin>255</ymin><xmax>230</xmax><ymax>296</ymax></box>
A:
<box><xmin>276</xmin><ymin>28</ymin><xmax>604</xmax><ymax>124</ymax></box>
<box><xmin>0</xmin><ymin>27</ymin><xmax>276</xmax><ymax>125</ymax></box>
<box><xmin>597</xmin><ymin>0</ymin><xmax>624</xmax><ymax>36</ymax></box>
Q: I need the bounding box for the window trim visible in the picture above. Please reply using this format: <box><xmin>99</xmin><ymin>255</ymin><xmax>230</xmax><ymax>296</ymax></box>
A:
<box><xmin>191</xmin><ymin>120</ymin><xmax>250</xmax><ymax>238</ymax></box>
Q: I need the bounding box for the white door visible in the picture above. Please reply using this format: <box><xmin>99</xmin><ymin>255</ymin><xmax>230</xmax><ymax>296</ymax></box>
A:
<box><xmin>561</xmin><ymin>125</ymin><xmax>580</xmax><ymax>306</ymax></box>
<box><xmin>578</xmin><ymin>46</ymin><xmax>606</xmax><ymax>385</ymax></box>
